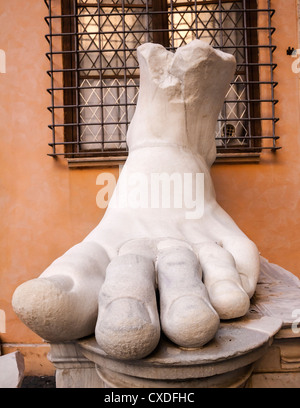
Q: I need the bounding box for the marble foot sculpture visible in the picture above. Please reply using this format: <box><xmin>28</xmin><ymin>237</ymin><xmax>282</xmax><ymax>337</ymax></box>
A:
<box><xmin>12</xmin><ymin>40</ymin><xmax>260</xmax><ymax>360</ymax></box>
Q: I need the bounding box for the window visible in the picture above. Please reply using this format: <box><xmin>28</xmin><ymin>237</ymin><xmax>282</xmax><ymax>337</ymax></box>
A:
<box><xmin>45</xmin><ymin>0</ymin><xmax>279</xmax><ymax>165</ymax></box>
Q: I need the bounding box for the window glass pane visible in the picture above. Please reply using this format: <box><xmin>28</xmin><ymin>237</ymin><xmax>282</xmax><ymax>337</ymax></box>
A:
<box><xmin>78</xmin><ymin>1</ymin><xmax>149</xmax><ymax>151</ymax></box>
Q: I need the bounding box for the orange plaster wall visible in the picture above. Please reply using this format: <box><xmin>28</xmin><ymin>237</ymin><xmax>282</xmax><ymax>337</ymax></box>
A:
<box><xmin>0</xmin><ymin>0</ymin><xmax>299</xmax><ymax>375</ymax></box>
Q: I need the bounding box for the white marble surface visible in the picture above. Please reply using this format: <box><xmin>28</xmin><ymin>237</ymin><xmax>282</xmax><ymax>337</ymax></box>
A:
<box><xmin>13</xmin><ymin>40</ymin><xmax>261</xmax><ymax>360</ymax></box>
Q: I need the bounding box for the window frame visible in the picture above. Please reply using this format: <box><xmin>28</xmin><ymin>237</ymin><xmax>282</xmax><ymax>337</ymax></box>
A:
<box><xmin>45</xmin><ymin>0</ymin><xmax>280</xmax><ymax>166</ymax></box>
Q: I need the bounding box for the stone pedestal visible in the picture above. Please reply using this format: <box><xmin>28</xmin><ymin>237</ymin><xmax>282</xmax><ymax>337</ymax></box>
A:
<box><xmin>77</xmin><ymin>316</ymin><xmax>281</xmax><ymax>388</ymax></box>
<box><xmin>48</xmin><ymin>258</ymin><xmax>300</xmax><ymax>388</ymax></box>
<box><xmin>49</xmin><ymin>342</ymin><xmax>104</xmax><ymax>388</ymax></box>
<box><xmin>248</xmin><ymin>257</ymin><xmax>300</xmax><ymax>387</ymax></box>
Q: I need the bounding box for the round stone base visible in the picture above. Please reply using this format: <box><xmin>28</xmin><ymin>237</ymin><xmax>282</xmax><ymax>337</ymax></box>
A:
<box><xmin>96</xmin><ymin>364</ymin><xmax>254</xmax><ymax>388</ymax></box>
<box><xmin>78</xmin><ymin>315</ymin><xmax>282</xmax><ymax>388</ymax></box>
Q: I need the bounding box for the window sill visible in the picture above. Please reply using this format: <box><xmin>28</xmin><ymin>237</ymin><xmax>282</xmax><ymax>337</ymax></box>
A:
<box><xmin>68</xmin><ymin>156</ymin><xmax>128</xmax><ymax>168</ymax></box>
<box><xmin>214</xmin><ymin>153</ymin><xmax>261</xmax><ymax>164</ymax></box>
<box><xmin>67</xmin><ymin>153</ymin><xmax>260</xmax><ymax>168</ymax></box>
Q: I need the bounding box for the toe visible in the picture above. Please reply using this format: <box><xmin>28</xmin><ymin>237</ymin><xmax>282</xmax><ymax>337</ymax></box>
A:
<box><xmin>95</xmin><ymin>253</ymin><xmax>160</xmax><ymax>360</ymax></box>
<box><xmin>221</xmin><ymin>236</ymin><xmax>260</xmax><ymax>298</ymax></box>
<box><xmin>12</xmin><ymin>277</ymin><xmax>96</xmax><ymax>341</ymax></box>
<box><xmin>96</xmin><ymin>298</ymin><xmax>159</xmax><ymax>360</ymax></box>
<box><xmin>157</xmin><ymin>244</ymin><xmax>220</xmax><ymax>348</ymax></box>
<box><xmin>208</xmin><ymin>280</ymin><xmax>250</xmax><ymax>319</ymax></box>
<box><xmin>162</xmin><ymin>295</ymin><xmax>219</xmax><ymax>347</ymax></box>
<box><xmin>198</xmin><ymin>242</ymin><xmax>251</xmax><ymax>320</ymax></box>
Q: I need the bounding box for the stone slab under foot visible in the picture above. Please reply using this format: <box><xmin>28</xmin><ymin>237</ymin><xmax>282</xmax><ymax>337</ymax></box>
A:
<box><xmin>78</xmin><ymin>315</ymin><xmax>281</xmax><ymax>388</ymax></box>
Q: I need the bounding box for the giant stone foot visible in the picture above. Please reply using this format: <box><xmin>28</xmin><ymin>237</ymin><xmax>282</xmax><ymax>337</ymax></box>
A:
<box><xmin>12</xmin><ymin>40</ymin><xmax>260</xmax><ymax>360</ymax></box>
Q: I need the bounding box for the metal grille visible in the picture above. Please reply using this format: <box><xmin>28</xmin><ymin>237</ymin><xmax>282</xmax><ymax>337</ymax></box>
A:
<box><xmin>45</xmin><ymin>0</ymin><xmax>279</xmax><ymax>159</ymax></box>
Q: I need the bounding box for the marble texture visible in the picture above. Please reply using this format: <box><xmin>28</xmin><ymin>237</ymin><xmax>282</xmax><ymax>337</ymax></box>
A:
<box><xmin>49</xmin><ymin>258</ymin><xmax>300</xmax><ymax>388</ymax></box>
<box><xmin>13</xmin><ymin>40</ymin><xmax>260</xmax><ymax>360</ymax></box>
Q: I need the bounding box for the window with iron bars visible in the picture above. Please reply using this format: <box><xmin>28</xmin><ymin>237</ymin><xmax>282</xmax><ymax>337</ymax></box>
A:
<box><xmin>45</xmin><ymin>0</ymin><xmax>280</xmax><ymax>165</ymax></box>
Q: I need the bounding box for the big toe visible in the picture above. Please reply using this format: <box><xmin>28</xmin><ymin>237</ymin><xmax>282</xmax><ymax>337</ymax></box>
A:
<box><xmin>12</xmin><ymin>277</ymin><xmax>95</xmax><ymax>341</ymax></box>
